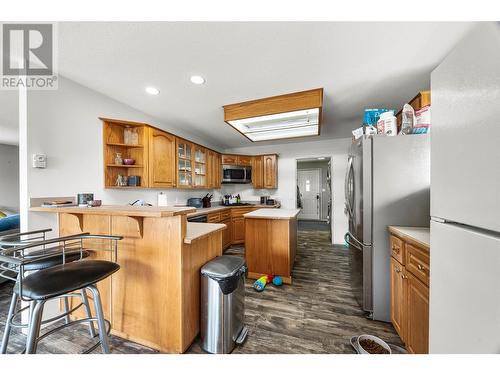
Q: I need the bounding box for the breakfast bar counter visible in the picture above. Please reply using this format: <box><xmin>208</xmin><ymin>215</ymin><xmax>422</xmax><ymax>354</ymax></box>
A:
<box><xmin>243</xmin><ymin>208</ymin><xmax>300</xmax><ymax>284</ymax></box>
<box><xmin>30</xmin><ymin>205</ymin><xmax>223</xmax><ymax>353</ymax></box>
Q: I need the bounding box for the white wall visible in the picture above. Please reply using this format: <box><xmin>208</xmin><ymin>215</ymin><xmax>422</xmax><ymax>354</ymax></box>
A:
<box><xmin>0</xmin><ymin>144</ymin><xmax>19</xmax><ymax>212</ymax></box>
<box><xmin>222</xmin><ymin>138</ymin><xmax>351</xmax><ymax>245</ymax></box>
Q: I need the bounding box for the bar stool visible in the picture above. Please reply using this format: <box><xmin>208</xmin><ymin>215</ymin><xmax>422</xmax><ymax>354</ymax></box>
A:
<box><xmin>0</xmin><ymin>229</ymin><xmax>95</xmax><ymax>353</ymax></box>
<box><xmin>0</xmin><ymin>232</ymin><xmax>121</xmax><ymax>354</ymax></box>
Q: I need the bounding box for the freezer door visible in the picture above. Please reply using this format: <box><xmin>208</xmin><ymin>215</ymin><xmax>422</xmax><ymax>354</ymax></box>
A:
<box><xmin>430</xmin><ymin>221</ymin><xmax>500</xmax><ymax>353</ymax></box>
<box><xmin>431</xmin><ymin>23</ymin><xmax>500</xmax><ymax>232</ymax></box>
<box><xmin>345</xmin><ymin>232</ymin><xmax>373</xmax><ymax>313</ymax></box>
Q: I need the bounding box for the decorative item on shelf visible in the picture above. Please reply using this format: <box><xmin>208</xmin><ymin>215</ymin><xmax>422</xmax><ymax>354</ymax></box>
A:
<box><xmin>115</xmin><ymin>174</ymin><xmax>128</xmax><ymax>187</ymax></box>
<box><xmin>87</xmin><ymin>200</ymin><xmax>102</xmax><ymax>207</ymax></box>
<box><xmin>77</xmin><ymin>193</ymin><xmax>94</xmax><ymax>207</ymax></box>
<box><xmin>128</xmin><ymin>175</ymin><xmax>141</xmax><ymax>186</ymax></box>
<box><xmin>123</xmin><ymin>127</ymin><xmax>139</xmax><ymax>145</ymax></box>
<box><xmin>114</xmin><ymin>152</ymin><xmax>123</xmax><ymax>165</ymax></box>
<box><xmin>123</xmin><ymin>158</ymin><xmax>135</xmax><ymax>165</ymax></box>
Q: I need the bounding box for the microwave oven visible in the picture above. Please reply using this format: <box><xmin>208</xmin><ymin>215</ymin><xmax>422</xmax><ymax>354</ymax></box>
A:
<box><xmin>222</xmin><ymin>165</ymin><xmax>252</xmax><ymax>184</ymax></box>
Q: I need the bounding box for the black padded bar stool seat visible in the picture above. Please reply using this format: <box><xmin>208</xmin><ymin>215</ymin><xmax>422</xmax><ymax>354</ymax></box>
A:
<box><xmin>15</xmin><ymin>260</ymin><xmax>120</xmax><ymax>300</ymax></box>
<box><xmin>23</xmin><ymin>249</ymin><xmax>90</xmax><ymax>271</ymax></box>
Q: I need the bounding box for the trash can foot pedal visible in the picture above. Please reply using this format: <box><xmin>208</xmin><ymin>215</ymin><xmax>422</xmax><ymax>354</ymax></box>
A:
<box><xmin>235</xmin><ymin>326</ymin><xmax>248</xmax><ymax>345</ymax></box>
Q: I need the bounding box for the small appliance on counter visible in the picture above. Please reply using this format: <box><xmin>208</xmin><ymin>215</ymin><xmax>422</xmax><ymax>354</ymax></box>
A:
<box><xmin>266</xmin><ymin>198</ymin><xmax>276</xmax><ymax>206</ymax></box>
<box><xmin>202</xmin><ymin>194</ymin><xmax>213</xmax><ymax>208</ymax></box>
<box><xmin>77</xmin><ymin>193</ymin><xmax>94</xmax><ymax>207</ymax></box>
<box><xmin>187</xmin><ymin>197</ymin><xmax>203</xmax><ymax>208</ymax></box>
<box><xmin>260</xmin><ymin>196</ymin><xmax>270</xmax><ymax>204</ymax></box>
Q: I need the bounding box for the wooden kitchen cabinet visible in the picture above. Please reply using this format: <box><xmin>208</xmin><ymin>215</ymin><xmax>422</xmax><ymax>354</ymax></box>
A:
<box><xmin>237</xmin><ymin>155</ymin><xmax>252</xmax><ymax>166</ymax></box>
<box><xmin>263</xmin><ymin>154</ymin><xmax>278</xmax><ymax>189</ymax></box>
<box><xmin>176</xmin><ymin>139</ymin><xmax>194</xmax><ymax>188</ymax></box>
<box><xmin>252</xmin><ymin>156</ymin><xmax>264</xmax><ymax>189</ymax></box>
<box><xmin>231</xmin><ymin>217</ymin><xmax>245</xmax><ymax>244</ymax></box>
<box><xmin>148</xmin><ymin>128</ymin><xmax>176</xmax><ymax>188</ymax></box>
<box><xmin>390</xmin><ymin>257</ymin><xmax>407</xmax><ymax>342</ymax></box>
<box><xmin>221</xmin><ymin>218</ymin><xmax>232</xmax><ymax>250</ymax></box>
<box><xmin>388</xmin><ymin>228</ymin><xmax>430</xmax><ymax>354</ymax></box>
<box><xmin>193</xmin><ymin>145</ymin><xmax>207</xmax><ymax>188</ymax></box>
<box><xmin>406</xmin><ymin>272</ymin><xmax>429</xmax><ymax>354</ymax></box>
<box><xmin>222</xmin><ymin>154</ymin><xmax>238</xmax><ymax>165</ymax></box>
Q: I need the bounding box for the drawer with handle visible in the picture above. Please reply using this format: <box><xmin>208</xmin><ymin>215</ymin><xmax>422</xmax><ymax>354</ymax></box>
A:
<box><xmin>207</xmin><ymin>213</ymin><xmax>221</xmax><ymax>223</ymax></box>
<box><xmin>406</xmin><ymin>243</ymin><xmax>430</xmax><ymax>286</ymax></box>
<box><xmin>220</xmin><ymin>210</ymin><xmax>231</xmax><ymax>220</ymax></box>
<box><xmin>390</xmin><ymin>235</ymin><xmax>404</xmax><ymax>264</ymax></box>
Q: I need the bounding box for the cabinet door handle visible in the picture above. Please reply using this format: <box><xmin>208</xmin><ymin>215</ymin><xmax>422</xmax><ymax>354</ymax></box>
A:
<box><xmin>401</xmin><ymin>274</ymin><xmax>408</xmax><ymax>279</ymax></box>
<box><xmin>417</xmin><ymin>264</ymin><xmax>425</xmax><ymax>271</ymax></box>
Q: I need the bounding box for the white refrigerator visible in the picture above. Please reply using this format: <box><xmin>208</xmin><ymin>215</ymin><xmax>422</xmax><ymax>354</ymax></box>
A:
<box><xmin>429</xmin><ymin>23</ymin><xmax>500</xmax><ymax>353</ymax></box>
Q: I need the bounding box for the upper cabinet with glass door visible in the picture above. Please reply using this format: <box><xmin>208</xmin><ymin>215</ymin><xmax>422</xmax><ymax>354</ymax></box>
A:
<box><xmin>177</xmin><ymin>139</ymin><xmax>193</xmax><ymax>188</ymax></box>
<box><xmin>194</xmin><ymin>146</ymin><xmax>207</xmax><ymax>188</ymax></box>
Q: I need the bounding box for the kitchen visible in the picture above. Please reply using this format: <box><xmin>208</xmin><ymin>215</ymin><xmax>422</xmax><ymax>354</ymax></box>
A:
<box><xmin>0</xmin><ymin>14</ymin><xmax>499</xmax><ymax>373</ymax></box>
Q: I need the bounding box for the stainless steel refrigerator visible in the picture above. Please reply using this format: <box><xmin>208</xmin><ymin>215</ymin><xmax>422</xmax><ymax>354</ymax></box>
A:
<box><xmin>429</xmin><ymin>23</ymin><xmax>500</xmax><ymax>353</ymax></box>
<box><xmin>345</xmin><ymin>134</ymin><xmax>430</xmax><ymax>322</ymax></box>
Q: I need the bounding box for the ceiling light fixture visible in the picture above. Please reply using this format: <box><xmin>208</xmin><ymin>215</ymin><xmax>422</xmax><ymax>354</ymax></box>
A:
<box><xmin>145</xmin><ymin>87</ymin><xmax>160</xmax><ymax>95</ymax></box>
<box><xmin>190</xmin><ymin>75</ymin><xmax>205</xmax><ymax>85</ymax></box>
<box><xmin>317</xmin><ymin>157</ymin><xmax>326</xmax><ymax>160</ymax></box>
<box><xmin>223</xmin><ymin>88</ymin><xmax>323</xmax><ymax>142</ymax></box>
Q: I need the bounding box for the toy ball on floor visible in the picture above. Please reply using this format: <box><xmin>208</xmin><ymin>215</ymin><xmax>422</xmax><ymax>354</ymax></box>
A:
<box><xmin>272</xmin><ymin>276</ymin><xmax>283</xmax><ymax>286</ymax></box>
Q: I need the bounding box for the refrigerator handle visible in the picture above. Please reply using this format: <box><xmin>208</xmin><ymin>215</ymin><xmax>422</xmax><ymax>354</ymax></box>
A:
<box><xmin>344</xmin><ymin>232</ymin><xmax>362</xmax><ymax>250</ymax></box>
<box><xmin>344</xmin><ymin>156</ymin><xmax>354</xmax><ymax>217</ymax></box>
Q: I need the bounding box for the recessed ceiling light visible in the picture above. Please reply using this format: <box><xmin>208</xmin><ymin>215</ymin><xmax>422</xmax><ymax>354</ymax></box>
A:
<box><xmin>145</xmin><ymin>87</ymin><xmax>160</xmax><ymax>95</ymax></box>
<box><xmin>190</xmin><ymin>75</ymin><xmax>205</xmax><ymax>85</ymax></box>
<box><xmin>317</xmin><ymin>157</ymin><xmax>326</xmax><ymax>160</ymax></box>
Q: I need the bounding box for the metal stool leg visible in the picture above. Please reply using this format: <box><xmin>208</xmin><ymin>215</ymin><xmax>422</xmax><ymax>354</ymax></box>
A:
<box><xmin>63</xmin><ymin>296</ymin><xmax>70</xmax><ymax>324</ymax></box>
<box><xmin>25</xmin><ymin>300</ymin><xmax>45</xmax><ymax>354</ymax></box>
<box><xmin>87</xmin><ymin>285</ymin><xmax>110</xmax><ymax>354</ymax></box>
<box><xmin>80</xmin><ymin>289</ymin><xmax>96</xmax><ymax>338</ymax></box>
<box><xmin>1</xmin><ymin>291</ymin><xmax>19</xmax><ymax>354</ymax></box>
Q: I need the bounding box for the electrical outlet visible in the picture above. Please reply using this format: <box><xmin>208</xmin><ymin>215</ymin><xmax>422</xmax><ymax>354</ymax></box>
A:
<box><xmin>32</xmin><ymin>154</ymin><xmax>47</xmax><ymax>168</ymax></box>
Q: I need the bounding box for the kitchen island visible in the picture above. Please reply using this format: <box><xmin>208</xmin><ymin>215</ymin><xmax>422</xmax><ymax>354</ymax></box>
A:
<box><xmin>30</xmin><ymin>205</ymin><xmax>226</xmax><ymax>353</ymax></box>
<box><xmin>243</xmin><ymin>208</ymin><xmax>300</xmax><ymax>284</ymax></box>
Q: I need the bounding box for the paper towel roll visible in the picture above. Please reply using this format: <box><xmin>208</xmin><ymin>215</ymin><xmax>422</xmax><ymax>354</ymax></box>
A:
<box><xmin>157</xmin><ymin>192</ymin><xmax>168</xmax><ymax>207</ymax></box>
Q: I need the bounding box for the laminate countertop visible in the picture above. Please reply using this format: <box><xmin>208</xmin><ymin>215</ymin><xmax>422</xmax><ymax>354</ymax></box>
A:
<box><xmin>30</xmin><ymin>205</ymin><xmax>196</xmax><ymax>217</ymax></box>
<box><xmin>244</xmin><ymin>208</ymin><xmax>301</xmax><ymax>220</ymax></box>
<box><xmin>184</xmin><ymin>222</ymin><xmax>226</xmax><ymax>244</ymax></box>
<box><xmin>185</xmin><ymin>203</ymin><xmax>280</xmax><ymax>217</ymax></box>
<box><xmin>388</xmin><ymin>226</ymin><xmax>430</xmax><ymax>251</ymax></box>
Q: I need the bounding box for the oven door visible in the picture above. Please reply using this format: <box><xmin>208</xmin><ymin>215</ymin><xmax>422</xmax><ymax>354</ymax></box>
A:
<box><xmin>222</xmin><ymin>165</ymin><xmax>248</xmax><ymax>183</ymax></box>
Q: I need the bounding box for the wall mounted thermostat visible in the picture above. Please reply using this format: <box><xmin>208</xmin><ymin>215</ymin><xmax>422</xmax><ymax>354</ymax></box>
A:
<box><xmin>32</xmin><ymin>154</ymin><xmax>47</xmax><ymax>169</ymax></box>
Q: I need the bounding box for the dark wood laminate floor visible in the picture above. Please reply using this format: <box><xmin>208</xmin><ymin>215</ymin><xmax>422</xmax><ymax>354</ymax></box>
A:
<box><xmin>0</xmin><ymin>229</ymin><xmax>402</xmax><ymax>354</ymax></box>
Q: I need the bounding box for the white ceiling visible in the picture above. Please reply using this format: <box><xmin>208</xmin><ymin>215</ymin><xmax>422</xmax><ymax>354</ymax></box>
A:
<box><xmin>1</xmin><ymin>22</ymin><xmax>477</xmax><ymax>148</ymax></box>
<box><xmin>0</xmin><ymin>91</ymin><xmax>18</xmax><ymax>145</ymax></box>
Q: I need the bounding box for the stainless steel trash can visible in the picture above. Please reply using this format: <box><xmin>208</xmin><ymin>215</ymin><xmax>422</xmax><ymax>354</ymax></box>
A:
<box><xmin>200</xmin><ymin>255</ymin><xmax>247</xmax><ymax>354</ymax></box>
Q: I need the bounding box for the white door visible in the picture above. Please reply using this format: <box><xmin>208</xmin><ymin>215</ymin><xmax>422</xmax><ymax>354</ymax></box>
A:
<box><xmin>297</xmin><ymin>169</ymin><xmax>320</xmax><ymax>220</ymax></box>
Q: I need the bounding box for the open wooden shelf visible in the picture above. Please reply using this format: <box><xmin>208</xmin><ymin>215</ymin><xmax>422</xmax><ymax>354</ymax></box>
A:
<box><xmin>106</xmin><ymin>142</ymin><xmax>144</xmax><ymax>148</ymax></box>
<box><xmin>107</xmin><ymin>164</ymin><xmax>144</xmax><ymax>168</ymax></box>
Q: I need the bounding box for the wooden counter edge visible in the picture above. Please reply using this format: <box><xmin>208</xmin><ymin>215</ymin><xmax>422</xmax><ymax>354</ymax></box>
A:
<box><xmin>30</xmin><ymin>206</ymin><xmax>196</xmax><ymax>217</ymax></box>
<box><xmin>184</xmin><ymin>223</ymin><xmax>226</xmax><ymax>244</ymax></box>
<box><xmin>388</xmin><ymin>226</ymin><xmax>430</xmax><ymax>252</ymax></box>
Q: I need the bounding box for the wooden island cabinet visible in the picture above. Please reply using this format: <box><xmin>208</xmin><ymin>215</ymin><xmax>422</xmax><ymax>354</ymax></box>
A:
<box><xmin>244</xmin><ymin>209</ymin><xmax>299</xmax><ymax>284</ymax></box>
<box><xmin>30</xmin><ymin>205</ymin><xmax>226</xmax><ymax>353</ymax></box>
<box><xmin>388</xmin><ymin>226</ymin><xmax>430</xmax><ymax>354</ymax></box>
